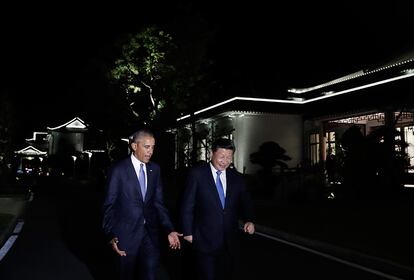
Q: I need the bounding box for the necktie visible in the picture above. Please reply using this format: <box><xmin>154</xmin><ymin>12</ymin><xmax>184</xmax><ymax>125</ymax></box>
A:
<box><xmin>138</xmin><ymin>163</ymin><xmax>146</xmax><ymax>199</ymax></box>
<box><xmin>215</xmin><ymin>171</ymin><xmax>225</xmax><ymax>208</ymax></box>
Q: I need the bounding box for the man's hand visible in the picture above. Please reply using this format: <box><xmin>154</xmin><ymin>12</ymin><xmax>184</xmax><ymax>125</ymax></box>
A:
<box><xmin>168</xmin><ymin>231</ymin><xmax>183</xmax><ymax>249</ymax></box>
<box><xmin>183</xmin><ymin>235</ymin><xmax>193</xmax><ymax>243</ymax></box>
<box><xmin>110</xmin><ymin>237</ymin><xmax>127</xmax><ymax>256</ymax></box>
<box><xmin>244</xmin><ymin>222</ymin><xmax>255</xmax><ymax>235</ymax></box>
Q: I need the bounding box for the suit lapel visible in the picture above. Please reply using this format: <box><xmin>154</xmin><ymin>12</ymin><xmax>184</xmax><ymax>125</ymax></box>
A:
<box><xmin>224</xmin><ymin>169</ymin><xmax>234</xmax><ymax>205</ymax></box>
<box><xmin>144</xmin><ymin>162</ymin><xmax>154</xmax><ymax>203</ymax></box>
<box><xmin>126</xmin><ymin>158</ymin><xmax>143</xmax><ymax>201</ymax></box>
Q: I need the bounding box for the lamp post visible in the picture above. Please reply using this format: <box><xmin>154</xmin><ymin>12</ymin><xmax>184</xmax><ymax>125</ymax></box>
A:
<box><xmin>39</xmin><ymin>157</ymin><xmax>43</xmax><ymax>176</ymax></box>
<box><xmin>85</xmin><ymin>151</ymin><xmax>92</xmax><ymax>176</ymax></box>
<box><xmin>71</xmin><ymin>155</ymin><xmax>77</xmax><ymax>177</ymax></box>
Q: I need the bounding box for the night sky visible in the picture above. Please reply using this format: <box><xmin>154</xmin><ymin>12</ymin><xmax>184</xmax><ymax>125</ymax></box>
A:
<box><xmin>1</xmin><ymin>2</ymin><xmax>414</xmax><ymax>141</ymax></box>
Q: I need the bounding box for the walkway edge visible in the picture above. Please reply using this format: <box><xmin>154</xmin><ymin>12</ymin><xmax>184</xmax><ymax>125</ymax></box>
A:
<box><xmin>0</xmin><ymin>193</ymin><xmax>31</xmax><ymax>255</ymax></box>
<box><xmin>0</xmin><ymin>215</ymin><xmax>18</xmax><ymax>250</ymax></box>
<box><xmin>255</xmin><ymin>223</ymin><xmax>414</xmax><ymax>279</ymax></box>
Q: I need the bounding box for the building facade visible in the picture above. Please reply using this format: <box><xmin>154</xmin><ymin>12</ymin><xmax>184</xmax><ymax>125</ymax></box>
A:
<box><xmin>15</xmin><ymin>117</ymin><xmax>107</xmax><ymax>178</ymax></box>
<box><xmin>172</xmin><ymin>54</ymin><xmax>414</xmax><ymax>181</ymax></box>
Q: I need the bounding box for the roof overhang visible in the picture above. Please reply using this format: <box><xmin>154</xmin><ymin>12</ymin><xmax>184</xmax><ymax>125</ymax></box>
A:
<box><xmin>47</xmin><ymin>117</ymin><xmax>88</xmax><ymax>132</ymax></box>
<box><xmin>15</xmin><ymin>146</ymin><xmax>47</xmax><ymax>156</ymax></box>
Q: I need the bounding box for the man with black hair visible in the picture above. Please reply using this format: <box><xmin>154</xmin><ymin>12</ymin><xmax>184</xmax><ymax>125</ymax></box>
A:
<box><xmin>181</xmin><ymin>138</ymin><xmax>255</xmax><ymax>280</ymax></box>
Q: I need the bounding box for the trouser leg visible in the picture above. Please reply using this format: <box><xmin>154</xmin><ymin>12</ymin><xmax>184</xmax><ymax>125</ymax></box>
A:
<box><xmin>137</xmin><ymin>231</ymin><xmax>160</xmax><ymax>280</ymax></box>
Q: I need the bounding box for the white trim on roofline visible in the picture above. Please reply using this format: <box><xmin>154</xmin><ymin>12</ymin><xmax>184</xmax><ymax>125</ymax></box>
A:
<box><xmin>15</xmin><ymin>146</ymin><xmax>47</xmax><ymax>156</ymax></box>
<box><xmin>25</xmin><ymin>131</ymin><xmax>48</xmax><ymax>142</ymax></box>
<box><xmin>288</xmin><ymin>57</ymin><xmax>414</xmax><ymax>94</ymax></box>
<box><xmin>47</xmin><ymin>117</ymin><xmax>87</xmax><ymax>131</ymax></box>
<box><xmin>176</xmin><ymin>71</ymin><xmax>414</xmax><ymax>122</ymax></box>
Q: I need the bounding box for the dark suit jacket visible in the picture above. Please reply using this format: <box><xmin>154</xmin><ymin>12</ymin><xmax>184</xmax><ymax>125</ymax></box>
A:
<box><xmin>180</xmin><ymin>163</ymin><xmax>254</xmax><ymax>255</ymax></box>
<box><xmin>102</xmin><ymin>157</ymin><xmax>174</xmax><ymax>254</ymax></box>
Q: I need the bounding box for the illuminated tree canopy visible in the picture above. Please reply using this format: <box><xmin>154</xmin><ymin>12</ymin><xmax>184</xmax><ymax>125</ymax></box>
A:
<box><xmin>108</xmin><ymin>21</ymin><xmax>218</xmax><ymax>130</ymax></box>
<box><xmin>109</xmin><ymin>26</ymin><xmax>176</xmax><ymax>124</ymax></box>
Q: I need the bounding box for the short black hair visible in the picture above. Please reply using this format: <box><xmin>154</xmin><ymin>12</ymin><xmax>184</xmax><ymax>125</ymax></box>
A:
<box><xmin>212</xmin><ymin>138</ymin><xmax>235</xmax><ymax>152</ymax></box>
<box><xmin>129</xmin><ymin>128</ymin><xmax>154</xmax><ymax>144</ymax></box>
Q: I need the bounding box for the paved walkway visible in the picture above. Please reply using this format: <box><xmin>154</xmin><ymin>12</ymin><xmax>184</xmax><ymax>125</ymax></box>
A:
<box><xmin>251</xmin><ymin>193</ymin><xmax>414</xmax><ymax>279</ymax></box>
<box><xmin>0</xmin><ymin>194</ymin><xmax>29</xmax><ymax>251</ymax></box>
<box><xmin>256</xmin><ymin>201</ymin><xmax>414</xmax><ymax>279</ymax></box>
<box><xmin>2</xmin><ymin>182</ymin><xmax>414</xmax><ymax>279</ymax></box>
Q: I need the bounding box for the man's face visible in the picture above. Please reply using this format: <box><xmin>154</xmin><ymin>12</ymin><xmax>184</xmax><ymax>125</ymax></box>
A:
<box><xmin>211</xmin><ymin>148</ymin><xmax>233</xmax><ymax>171</ymax></box>
<box><xmin>132</xmin><ymin>136</ymin><xmax>155</xmax><ymax>163</ymax></box>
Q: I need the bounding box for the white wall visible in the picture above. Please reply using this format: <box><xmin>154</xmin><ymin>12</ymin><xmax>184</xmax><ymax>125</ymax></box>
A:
<box><xmin>231</xmin><ymin>113</ymin><xmax>303</xmax><ymax>174</ymax></box>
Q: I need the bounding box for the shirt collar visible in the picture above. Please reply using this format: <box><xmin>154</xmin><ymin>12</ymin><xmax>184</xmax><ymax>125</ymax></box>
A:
<box><xmin>210</xmin><ymin>162</ymin><xmax>226</xmax><ymax>175</ymax></box>
<box><xmin>131</xmin><ymin>154</ymin><xmax>145</xmax><ymax>169</ymax></box>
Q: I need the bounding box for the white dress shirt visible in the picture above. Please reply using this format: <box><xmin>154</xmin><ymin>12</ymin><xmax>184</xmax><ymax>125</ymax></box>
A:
<box><xmin>131</xmin><ymin>154</ymin><xmax>147</xmax><ymax>190</ymax></box>
<box><xmin>210</xmin><ymin>163</ymin><xmax>227</xmax><ymax>196</ymax></box>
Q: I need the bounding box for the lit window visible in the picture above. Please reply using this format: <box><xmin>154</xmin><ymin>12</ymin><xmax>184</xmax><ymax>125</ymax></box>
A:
<box><xmin>310</xmin><ymin>133</ymin><xmax>320</xmax><ymax>165</ymax></box>
<box><xmin>325</xmin><ymin>131</ymin><xmax>336</xmax><ymax>155</ymax></box>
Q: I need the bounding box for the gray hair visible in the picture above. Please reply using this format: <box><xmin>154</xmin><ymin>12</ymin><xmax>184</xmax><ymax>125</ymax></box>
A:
<box><xmin>129</xmin><ymin>128</ymin><xmax>154</xmax><ymax>144</ymax></box>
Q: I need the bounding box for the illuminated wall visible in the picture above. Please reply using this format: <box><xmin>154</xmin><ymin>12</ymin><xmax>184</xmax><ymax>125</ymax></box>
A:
<box><xmin>232</xmin><ymin>113</ymin><xmax>303</xmax><ymax>174</ymax></box>
<box><xmin>175</xmin><ymin>111</ymin><xmax>303</xmax><ymax>173</ymax></box>
<box><xmin>48</xmin><ymin>131</ymin><xmax>85</xmax><ymax>155</ymax></box>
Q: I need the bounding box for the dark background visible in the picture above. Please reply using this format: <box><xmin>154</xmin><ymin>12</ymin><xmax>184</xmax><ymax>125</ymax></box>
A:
<box><xmin>1</xmin><ymin>1</ymin><xmax>414</xmax><ymax>142</ymax></box>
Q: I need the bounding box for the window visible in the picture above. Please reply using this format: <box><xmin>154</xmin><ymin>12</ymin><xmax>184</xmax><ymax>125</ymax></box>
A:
<box><xmin>396</xmin><ymin>127</ymin><xmax>402</xmax><ymax>152</ymax></box>
<box><xmin>310</xmin><ymin>133</ymin><xmax>320</xmax><ymax>165</ymax></box>
<box><xmin>404</xmin><ymin>126</ymin><xmax>414</xmax><ymax>171</ymax></box>
<box><xmin>325</xmin><ymin>131</ymin><xmax>336</xmax><ymax>155</ymax></box>
<box><xmin>198</xmin><ymin>138</ymin><xmax>208</xmax><ymax>162</ymax></box>
<box><xmin>182</xmin><ymin>141</ymin><xmax>191</xmax><ymax>167</ymax></box>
